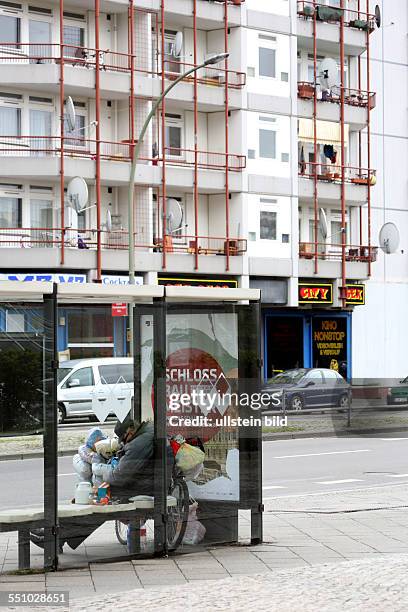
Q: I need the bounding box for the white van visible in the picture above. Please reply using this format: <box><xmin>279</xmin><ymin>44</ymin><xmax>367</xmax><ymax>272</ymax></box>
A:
<box><xmin>57</xmin><ymin>357</ymin><xmax>134</xmax><ymax>423</ymax></box>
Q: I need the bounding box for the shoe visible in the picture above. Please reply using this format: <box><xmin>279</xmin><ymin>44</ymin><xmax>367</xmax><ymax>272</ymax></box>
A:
<box><xmin>30</xmin><ymin>529</ymin><xmax>64</xmax><ymax>554</ymax></box>
<box><xmin>29</xmin><ymin>529</ymin><xmax>45</xmax><ymax>549</ymax></box>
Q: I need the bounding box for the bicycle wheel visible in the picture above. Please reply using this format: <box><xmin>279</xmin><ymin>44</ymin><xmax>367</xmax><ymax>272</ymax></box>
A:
<box><xmin>167</xmin><ymin>477</ymin><xmax>189</xmax><ymax>551</ymax></box>
<box><xmin>115</xmin><ymin>520</ymin><xmax>127</xmax><ymax>546</ymax></box>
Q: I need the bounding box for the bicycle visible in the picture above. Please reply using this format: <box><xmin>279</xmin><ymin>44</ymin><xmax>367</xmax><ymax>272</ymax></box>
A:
<box><xmin>115</xmin><ymin>465</ymin><xmax>190</xmax><ymax>552</ymax></box>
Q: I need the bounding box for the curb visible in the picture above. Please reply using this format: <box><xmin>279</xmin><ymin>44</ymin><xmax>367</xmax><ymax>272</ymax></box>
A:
<box><xmin>0</xmin><ymin>449</ymin><xmax>77</xmax><ymax>462</ymax></box>
<box><xmin>262</xmin><ymin>425</ymin><xmax>408</xmax><ymax>441</ymax></box>
<box><xmin>2</xmin><ymin>424</ymin><xmax>408</xmax><ymax>461</ymax></box>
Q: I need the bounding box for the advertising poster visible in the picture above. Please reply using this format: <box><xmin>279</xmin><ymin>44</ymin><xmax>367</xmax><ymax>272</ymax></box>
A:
<box><xmin>140</xmin><ymin>312</ymin><xmax>240</xmax><ymax>502</ymax></box>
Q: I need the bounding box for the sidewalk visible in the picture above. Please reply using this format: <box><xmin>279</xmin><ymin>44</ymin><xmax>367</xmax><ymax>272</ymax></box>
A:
<box><xmin>29</xmin><ymin>554</ymin><xmax>408</xmax><ymax>612</ymax></box>
<box><xmin>2</xmin><ymin>483</ymin><xmax>408</xmax><ymax>607</ymax></box>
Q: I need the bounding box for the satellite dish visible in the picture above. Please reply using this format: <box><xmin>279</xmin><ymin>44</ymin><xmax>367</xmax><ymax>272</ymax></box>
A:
<box><xmin>105</xmin><ymin>209</ymin><xmax>112</xmax><ymax>233</ymax></box>
<box><xmin>166</xmin><ymin>198</ymin><xmax>183</xmax><ymax>234</ymax></box>
<box><xmin>375</xmin><ymin>5</ymin><xmax>381</xmax><ymax>28</ymax></box>
<box><xmin>379</xmin><ymin>222</ymin><xmax>399</xmax><ymax>254</ymax></box>
<box><xmin>318</xmin><ymin>57</ymin><xmax>339</xmax><ymax>90</ymax></box>
<box><xmin>67</xmin><ymin>177</ymin><xmax>88</xmax><ymax>213</ymax></box>
<box><xmin>65</xmin><ymin>96</ymin><xmax>76</xmax><ymax>132</ymax></box>
<box><xmin>319</xmin><ymin>208</ymin><xmax>328</xmax><ymax>240</ymax></box>
<box><xmin>173</xmin><ymin>32</ymin><xmax>183</xmax><ymax>58</ymax></box>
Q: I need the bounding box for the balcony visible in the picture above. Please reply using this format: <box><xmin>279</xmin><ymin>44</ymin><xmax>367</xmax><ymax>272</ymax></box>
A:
<box><xmin>297</xmin><ymin>1</ymin><xmax>375</xmax><ymax>56</ymax></box>
<box><xmin>297</xmin><ymin>82</ymin><xmax>375</xmax><ymax>130</ymax></box>
<box><xmin>298</xmin><ymin>161</ymin><xmax>376</xmax><ymax>206</ymax></box>
<box><xmin>299</xmin><ymin>241</ymin><xmax>377</xmax><ymax>279</ymax></box>
<box><xmin>0</xmin><ymin>228</ymin><xmax>246</xmax><ymax>273</ymax></box>
<box><xmin>0</xmin><ymin>44</ymin><xmax>245</xmax><ymax>103</ymax></box>
<box><xmin>299</xmin><ymin>241</ymin><xmax>377</xmax><ymax>262</ymax></box>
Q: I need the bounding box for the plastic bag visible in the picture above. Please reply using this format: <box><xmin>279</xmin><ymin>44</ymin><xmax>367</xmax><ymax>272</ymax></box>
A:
<box><xmin>175</xmin><ymin>442</ymin><xmax>205</xmax><ymax>473</ymax></box>
<box><xmin>183</xmin><ymin>502</ymin><xmax>206</xmax><ymax>546</ymax></box>
<box><xmin>182</xmin><ymin>462</ymin><xmax>204</xmax><ymax>482</ymax></box>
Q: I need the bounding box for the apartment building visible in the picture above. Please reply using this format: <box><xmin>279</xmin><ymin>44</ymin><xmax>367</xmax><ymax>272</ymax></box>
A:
<box><xmin>0</xmin><ymin>0</ymin><xmax>403</xmax><ymax>379</ymax></box>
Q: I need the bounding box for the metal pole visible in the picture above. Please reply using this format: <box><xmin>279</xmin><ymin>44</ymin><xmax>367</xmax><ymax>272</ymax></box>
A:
<box><xmin>313</xmin><ymin>0</ymin><xmax>318</xmax><ymax>274</ymax></box>
<box><xmin>366</xmin><ymin>0</ymin><xmax>372</xmax><ymax>275</ymax></box>
<box><xmin>95</xmin><ymin>0</ymin><xmax>102</xmax><ymax>282</ymax></box>
<box><xmin>193</xmin><ymin>0</ymin><xmax>199</xmax><ymax>270</ymax></box>
<box><xmin>340</xmin><ymin>0</ymin><xmax>346</xmax><ymax>306</ymax></box>
<box><xmin>224</xmin><ymin>0</ymin><xmax>230</xmax><ymax>272</ymax></box>
<box><xmin>59</xmin><ymin>0</ymin><xmax>65</xmax><ymax>266</ymax></box>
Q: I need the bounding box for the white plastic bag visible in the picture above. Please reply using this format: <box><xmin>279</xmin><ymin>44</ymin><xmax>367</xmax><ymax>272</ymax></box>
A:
<box><xmin>182</xmin><ymin>502</ymin><xmax>206</xmax><ymax>546</ymax></box>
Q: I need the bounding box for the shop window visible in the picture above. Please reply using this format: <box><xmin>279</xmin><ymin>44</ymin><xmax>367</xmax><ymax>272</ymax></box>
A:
<box><xmin>5</xmin><ymin>312</ymin><xmax>24</xmax><ymax>332</ymax></box>
<box><xmin>68</xmin><ymin>307</ymin><xmax>113</xmax><ymax>344</ymax></box>
<box><xmin>260</xmin><ymin>210</ymin><xmax>277</xmax><ymax>240</ymax></box>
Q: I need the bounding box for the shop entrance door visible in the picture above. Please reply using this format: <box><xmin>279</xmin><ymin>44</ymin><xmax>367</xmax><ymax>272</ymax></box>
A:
<box><xmin>265</xmin><ymin>315</ymin><xmax>305</xmax><ymax>379</ymax></box>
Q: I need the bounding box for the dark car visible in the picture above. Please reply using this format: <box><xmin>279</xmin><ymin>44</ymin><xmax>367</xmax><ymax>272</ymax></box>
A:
<box><xmin>387</xmin><ymin>377</ymin><xmax>408</xmax><ymax>405</ymax></box>
<box><xmin>263</xmin><ymin>368</ymin><xmax>349</xmax><ymax>411</ymax></box>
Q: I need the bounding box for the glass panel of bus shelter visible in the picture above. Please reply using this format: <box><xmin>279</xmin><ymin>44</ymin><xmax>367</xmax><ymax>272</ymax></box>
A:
<box><xmin>56</xmin><ymin>301</ymin><xmax>156</xmax><ymax>569</ymax></box>
<box><xmin>163</xmin><ymin>302</ymin><xmax>262</xmax><ymax>553</ymax></box>
<box><xmin>164</xmin><ymin>306</ymin><xmax>239</xmax><ymax>551</ymax></box>
<box><xmin>0</xmin><ymin>299</ymin><xmax>53</xmax><ymax>574</ymax></box>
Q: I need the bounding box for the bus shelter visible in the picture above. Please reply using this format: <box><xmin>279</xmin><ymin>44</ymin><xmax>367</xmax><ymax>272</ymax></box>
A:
<box><xmin>0</xmin><ymin>282</ymin><xmax>262</xmax><ymax>572</ymax></box>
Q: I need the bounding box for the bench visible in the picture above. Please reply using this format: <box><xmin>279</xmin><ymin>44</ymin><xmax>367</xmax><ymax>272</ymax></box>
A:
<box><xmin>0</xmin><ymin>496</ymin><xmax>177</xmax><ymax>570</ymax></box>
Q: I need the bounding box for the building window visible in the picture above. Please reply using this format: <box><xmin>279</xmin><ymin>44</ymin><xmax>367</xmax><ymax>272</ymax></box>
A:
<box><xmin>30</xmin><ymin>198</ymin><xmax>53</xmax><ymax>247</ymax></box>
<box><xmin>260</xmin><ymin>211</ymin><xmax>277</xmax><ymax>240</ymax></box>
<box><xmin>0</xmin><ymin>13</ymin><xmax>20</xmax><ymax>45</ymax></box>
<box><xmin>164</xmin><ymin>30</ymin><xmax>181</xmax><ymax>74</ymax></box>
<box><xmin>63</xmin><ymin>24</ymin><xmax>85</xmax><ymax>58</ymax></box>
<box><xmin>0</xmin><ymin>106</ymin><xmax>21</xmax><ymax>137</ymax></box>
<box><xmin>0</xmin><ymin>196</ymin><xmax>22</xmax><ymax>227</ymax></box>
<box><xmin>64</xmin><ymin>102</ymin><xmax>86</xmax><ymax>146</ymax></box>
<box><xmin>259</xmin><ymin>47</ymin><xmax>276</xmax><ymax>78</ymax></box>
<box><xmin>259</xmin><ymin>129</ymin><xmax>276</xmax><ymax>159</ymax></box>
<box><xmin>165</xmin><ymin>114</ymin><xmax>183</xmax><ymax>157</ymax></box>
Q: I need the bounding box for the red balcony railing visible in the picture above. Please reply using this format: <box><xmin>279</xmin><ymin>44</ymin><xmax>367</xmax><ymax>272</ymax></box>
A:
<box><xmin>298</xmin><ymin>161</ymin><xmax>376</xmax><ymax>185</ymax></box>
<box><xmin>0</xmin><ymin>227</ymin><xmax>247</xmax><ymax>256</ymax></box>
<box><xmin>298</xmin><ymin>82</ymin><xmax>376</xmax><ymax>109</ymax></box>
<box><xmin>299</xmin><ymin>241</ymin><xmax>377</xmax><ymax>263</ymax></box>
<box><xmin>164</xmin><ymin>147</ymin><xmax>246</xmax><ymax>171</ymax></box>
<box><xmin>297</xmin><ymin>1</ymin><xmax>376</xmax><ymax>30</ymax></box>
<box><xmin>162</xmin><ymin>59</ymin><xmax>246</xmax><ymax>89</ymax></box>
<box><xmin>0</xmin><ymin>42</ymin><xmax>246</xmax><ymax>89</ymax></box>
<box><xmin>0</xmin><ymin>136</ymin><xmax>245</xmax><ymax>171</ymax></box>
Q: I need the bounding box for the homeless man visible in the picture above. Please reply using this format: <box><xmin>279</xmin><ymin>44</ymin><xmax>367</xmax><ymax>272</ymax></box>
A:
<box><xmin>30</xmin><ymin>417</ymin><xmax>174</xmax><ymax>551</ymax></box>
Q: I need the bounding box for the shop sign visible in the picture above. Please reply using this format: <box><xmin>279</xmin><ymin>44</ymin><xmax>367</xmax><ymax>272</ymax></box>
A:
<box><xmin>101</xmin><ymin>275</ymin><xmax>143</xmax><ymax>286</ymax></box>
<box><xmin>158</xmin><ymin>276</ymin><xmax>238</xmax><ymax>288</ymax></box>
<box><xmin>312</xmin><ymin>317</ymin><xmax>347</xmax><ymax>372</ymax></box>
<box><xmin>112</xmin><ymin>303</ymin><xmax>128</xmax><ymax>317</ymax></box>
<box><xmin>344</xmin><ymin>284</ymin><xmax>365</xmax><ymax>306</ymax></box>
<box><xmin>0</xmin><ymin>273</ymin><xmax>86</xmax><ymax>283</ymax></box>
<box><xmin>299</xmin><ymin>282</ymin><xmax>333</xmax><ymax>304</ymax></box>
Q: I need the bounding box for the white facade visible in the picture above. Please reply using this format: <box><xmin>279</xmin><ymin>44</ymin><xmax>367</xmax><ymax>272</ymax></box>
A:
<box><xmin>0</xmin><ymin>0</ymin><xmax>403</xmax><ymax>377</ymax></box>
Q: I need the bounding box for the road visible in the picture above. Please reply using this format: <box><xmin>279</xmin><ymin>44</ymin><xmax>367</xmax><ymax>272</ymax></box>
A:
<box><xmin>2</xmin><ymin>434</ymin><xmax>408</xmax><ymax>509</ymax></box>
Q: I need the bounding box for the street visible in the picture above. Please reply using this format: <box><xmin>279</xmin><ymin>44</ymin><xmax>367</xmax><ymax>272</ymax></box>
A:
<box><xmin>2</xmin><ymin>435</ymin><xmax>408</xmax><ymax>509</ymax></box>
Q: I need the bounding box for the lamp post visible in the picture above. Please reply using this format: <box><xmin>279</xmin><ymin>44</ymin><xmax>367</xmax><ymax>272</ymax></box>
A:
<box><xmin>127</xmin><ymin>52</ymin><xmax>229</xmax><ymax>358</ymax></box>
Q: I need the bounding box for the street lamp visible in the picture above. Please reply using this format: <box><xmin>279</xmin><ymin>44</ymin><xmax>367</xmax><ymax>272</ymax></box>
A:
<box><xmin>127</xmin><ymin>52</ymin><xmax>229</xmax><ymax>357</ymax></box>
